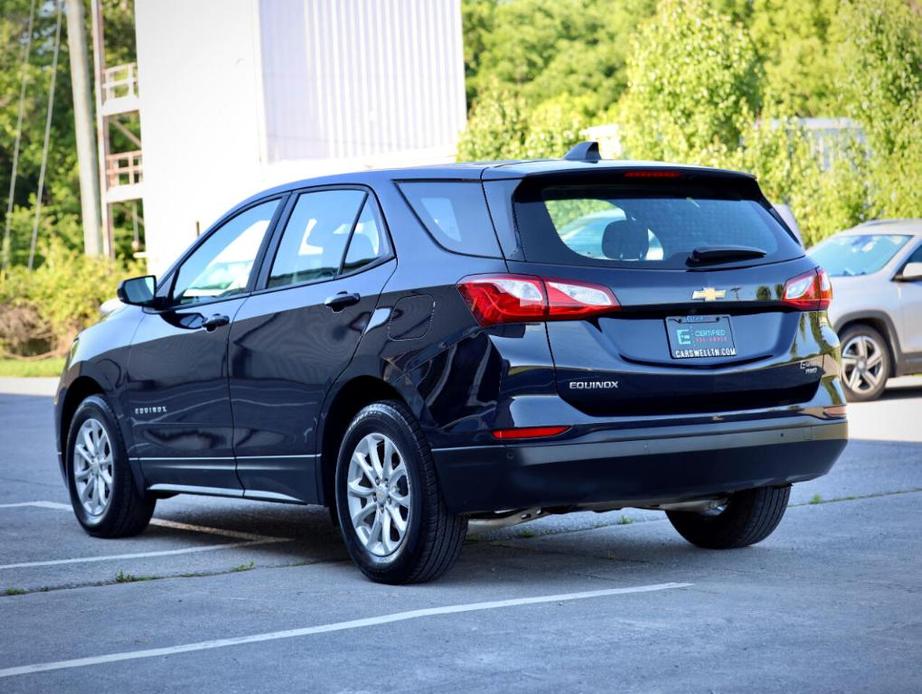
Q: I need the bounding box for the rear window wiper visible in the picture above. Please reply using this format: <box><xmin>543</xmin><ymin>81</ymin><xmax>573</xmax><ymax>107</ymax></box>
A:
<box><xmin>687</xmin><ymin>246</ymin><xmax>767</xmax><ymax>266</ymax></box>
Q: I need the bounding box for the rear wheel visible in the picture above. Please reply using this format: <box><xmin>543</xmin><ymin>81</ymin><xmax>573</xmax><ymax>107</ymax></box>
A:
<box><xmin>666</xmin><ymin>486</ymin><xmax>790</xmax><ymax>549</ymax></box>
<box><xmin>334</xmin><ymin>401</ymin><xmax>467</xmax><ymax>584</ymax></box>
<box><xmin>840</xmin><ymin>324</ymin><xmax>890</xmax><ymax>402</ymax></box>
<box><xmin>66</xmin><ymin>395</ymin><xmax>155</xmax><ymax>537</ymax></box>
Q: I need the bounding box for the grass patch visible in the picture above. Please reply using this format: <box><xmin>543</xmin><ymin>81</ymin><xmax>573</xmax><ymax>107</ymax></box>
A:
<box><xmin>231</xmin><ymin>561</ymin><xmax>255</xmax><ymax>573</ymax></box>
<box><xmin>617</xmin><ymin>515</ymin><xmax>634</xmax><ymax>525</ymax></box>
<box><xmin>809</xmin><ymin>494</ymin><xmax>823</xmax><ymax>505</ymax></box>
<box><xmin>4</xmin><ymin>587</ymin><xmax>26</xmax><ymax>596</ymax></box>
<box><xmin>0</xmin><ymin>356</ymin><xmax>65</xmax><ymax>377</ymax></box>
<box><xmin>114</xmin><ymin>570</ymin><xmax>153</xmax><ymax>584</ymax></box>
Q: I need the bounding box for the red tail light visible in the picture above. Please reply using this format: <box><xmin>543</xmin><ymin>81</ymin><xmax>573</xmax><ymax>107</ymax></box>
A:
<box><xmin>457</xmin><ymin>274</ymin><xmax>619</xmax><ymax>326</ymax></box>
<box><xmin>492</xmin><ymin>426</ymin><xmax>570</xmax><ymax>440</ymax></box>
<box><xmin>782</xmin><ymin>268</ymin><xmax>832</xmax><ymax>310</ymax></box>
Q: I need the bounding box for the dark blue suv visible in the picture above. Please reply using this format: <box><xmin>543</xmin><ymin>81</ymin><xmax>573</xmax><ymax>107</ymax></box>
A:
<box><xmin>54</xmin><ymin>144</ymin><xmax>848</xmax><ymax>583</ymax></box>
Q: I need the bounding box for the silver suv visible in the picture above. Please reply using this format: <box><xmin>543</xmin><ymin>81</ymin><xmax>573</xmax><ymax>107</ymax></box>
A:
<box><xmin>810</xmin><ymin>219</ymin><xmax>922</xmax><ymax>401</ymax></box>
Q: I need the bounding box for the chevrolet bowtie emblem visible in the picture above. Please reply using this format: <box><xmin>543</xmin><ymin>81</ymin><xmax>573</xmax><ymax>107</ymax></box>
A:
<box><xmin>692</xmin><ymin>287</ymin><xmax>727</xmax><ymax>301</ymax></box>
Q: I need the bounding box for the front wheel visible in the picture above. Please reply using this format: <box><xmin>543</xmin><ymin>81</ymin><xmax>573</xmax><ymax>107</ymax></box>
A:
<box><xmin>334</xmin><ymin>401</ymin><xmax>467</xmax><ymax>584</ymax></box>
<box><xmin>66</xmin><ymin>395</ymin><xmax>155</xmax><ymax>537</ymax></box>
<box><xmin>666</xmin><ymin>486</ymin><xmax>790</xmax><ymax>549</ymax></box>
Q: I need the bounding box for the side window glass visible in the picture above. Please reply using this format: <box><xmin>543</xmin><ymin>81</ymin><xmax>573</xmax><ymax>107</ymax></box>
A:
<box><xmin>397</xmin><ymin>181</ymin><xmax>501</xmax><ymax>257</ymax></box>
<box><xmin>173</xmin><ymin>200</ymin><xmax>279</xmax><ymax>305</ymax></box>
<box><xmin>268</xmin><ymin>190</ymin><xmax>366</xmax><ymax>288</ymax></box>
<box><xmin>908</xmin><ymin>244</ymin><xmax>922</xmax><ymax>264</ymax></box>
<box><xmin>343</xmin><ymin>197</ymin><xmax>390</xmax><ymax>274</ymax></box>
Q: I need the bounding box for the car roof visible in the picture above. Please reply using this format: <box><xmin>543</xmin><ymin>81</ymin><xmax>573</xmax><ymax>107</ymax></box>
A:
<box><xmin>238</xmin><ymin>158</ymin><xmax>757</xmax><ymax>209</ymax></box>
<box><xmin>837</xmin><ymin>219</ymin><xmax>922</xmax><ymax>236</ymax></box>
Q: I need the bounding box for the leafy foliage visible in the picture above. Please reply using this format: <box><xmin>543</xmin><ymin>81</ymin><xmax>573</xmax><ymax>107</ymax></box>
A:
<box><xmin>459</xmin><ymin>0</ymin><xmax>922</xmax><ymax>245</ymax></box>
<box><xmin>0</xmin><ymin>238</ymin><xmax>142</xmax><ymax>355</ymax></box>
<box><xmin>614</xmin><ymin>0</ymin><xmax>761</xmax><ymax>165</ymax></box>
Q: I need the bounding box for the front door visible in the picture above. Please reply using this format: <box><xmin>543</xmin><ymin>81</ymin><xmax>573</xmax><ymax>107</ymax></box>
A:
<box><xmin>126</xmin><ymin>198</ymin><xmax>282</xmax><ymax>493</ymax></box>
<box><xmin>898</xmin><ymin>243</ymin><xmax>922</xmax><ymax>354</ymax></box>
<box><xmin>229</xmin><ymin>188</ymin><xmax>395</xmax><ymax>502</ymax></box>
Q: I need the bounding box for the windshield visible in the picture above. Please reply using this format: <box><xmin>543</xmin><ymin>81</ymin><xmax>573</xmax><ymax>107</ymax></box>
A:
<box><xmin>809</xmin><ymin>234</ymin><xmax>910</xmax><ymax>277</ymax></box>
<box><xmin>513</xmin><ymin>183</ymin><xmax>802</xmax><ymax>269</ymax></box>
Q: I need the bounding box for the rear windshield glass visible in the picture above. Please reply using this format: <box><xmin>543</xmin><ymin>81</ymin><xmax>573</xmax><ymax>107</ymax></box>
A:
<box><xmin>397</xmin><ymin>181</ymin><xmax>501</xmax><ymax>257</ymax></box>
<box><xmin>809</xmin><ymin>234</ymin><xmax>910</xmax><ymax>277</ymax></box>
<box><xmin>513</xmin><ymin>183</ymin><xmax>803</xmax><ymax>268</ymax></box>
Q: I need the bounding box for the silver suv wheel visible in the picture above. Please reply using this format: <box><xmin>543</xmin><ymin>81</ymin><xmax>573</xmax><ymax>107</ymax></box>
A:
<box><xmin>72</xmin><ymin>418</ymin><xmax>114</xmax><ymax>517</ymax></box>
<box><xmin>346</xmin><ymin>432</ymin><xmax>411</xmax><ymax>558</ymax></box>
<box><xmin>841</xmin><ymin>333</ymin><xmax>885</xmax><ymax>396</ymax></box>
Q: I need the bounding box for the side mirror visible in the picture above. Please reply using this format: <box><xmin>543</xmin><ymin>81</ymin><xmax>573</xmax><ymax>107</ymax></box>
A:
<box><xmin>117</xmin><ymin>275</ymin><xmax>158</xmax><ymax>306</ymax></box>
<box><xmin>897</xmin><ymin>261</ymin><xmax>922</xmax><ymax>282</ymax></box>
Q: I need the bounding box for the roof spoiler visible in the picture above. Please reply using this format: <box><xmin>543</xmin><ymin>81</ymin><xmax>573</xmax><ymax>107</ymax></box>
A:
<box><xmin>563</xmin><ymin>141</ymin><xmax>601</xmax><ymax>163</ymax></box>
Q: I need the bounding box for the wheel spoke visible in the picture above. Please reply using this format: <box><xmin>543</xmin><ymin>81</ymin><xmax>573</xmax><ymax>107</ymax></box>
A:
<box><xmin>866</xmin><ymin>351</ymin><xmax>883</xmax><ymax>368</ymax></box>
<box><xmin>79</xmin><ymin>479</ymin><xmax>93</xmax><ymax>503</ymax></box>
<box><xmin>848</xmin><ymin>368</ymin><xmax>862</xmax><ymax>390</ymax></box>
<box><xmin>865</xmin><ymin>368</ymin><xmax>882</xmax><ymax>386</ymax></box>
<box><xmin>347</xmin><ymin>479</ymin><xmax>374</xmax><ymax>498</ymax></box>
<box><xmin>857</xmin><ymin>337</ymin><xmax>868</xmax><ymax>358</ymax></box>
<box><xmin>381</xmin><ymin>438</ymin><xmax>396</xmax><ymax>480</ymax></box>
<box><xmin>367</xmin><ymin>510</ymin><xmax>382</xmax><ymax>548</ymax></box>
<box><xmin>99</xmin><ymin>466</ymin><xmax>113</xmax><ymax>485</ymax></box>
<box><xmin>380</xmin><ymin>508</ymin><xmax>393</xmax><ymax>552</ymax></box>
<box><xmin>351</xmin><ymin>501</ymin><xmax>376</xmax><ymax>526</ymax></box>
<box><xmin>387</xmin><ymin>504</ymin><xmax>407</xmax><ymax>534</ymax></box>
<box><xmin>367</xmin><ymin>438</ymin><xmax>383</xmax><ymax>477</ymax></box>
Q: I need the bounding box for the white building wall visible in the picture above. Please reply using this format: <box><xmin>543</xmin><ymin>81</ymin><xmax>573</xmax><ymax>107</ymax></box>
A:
<box><xmin>135</xmin><ymin>0</ymin><xmax>266</xmax><ymax>274</ymax></box>
<box><xmin>135</xmin><ymin>0</ymin><xmax>466</xmax><ymax>275</ymax></box>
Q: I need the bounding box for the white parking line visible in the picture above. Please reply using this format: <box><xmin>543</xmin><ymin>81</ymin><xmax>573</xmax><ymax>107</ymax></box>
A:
<box><xmin>0</xmin><ymin>500</ymin><xmax>283</xmax><ymax>542</ymax></box>
<box><xmin>0</xmin><ymin>501</ymin><xmax>291</xmax><ymax>570</ymax></box>
<box><xmin>0</xmin><ymin>540</ymin><xmax>285</xmax><ymax>570</ymax></box>
<box><xmin>0</xmin><ymin>582</ymin><xmax>692</xmax><ymax>679</ymax></box>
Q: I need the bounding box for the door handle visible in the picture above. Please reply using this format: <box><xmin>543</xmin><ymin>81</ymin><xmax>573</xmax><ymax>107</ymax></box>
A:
<box><xmin>201</xmin><ymin>313</ymin><xmax>230</xmax><ymax>331</ymax></box>
<box><xmin>324</xmin><ymin>291</ymin><xmax>361</xmax><ymax>312</ymax></box>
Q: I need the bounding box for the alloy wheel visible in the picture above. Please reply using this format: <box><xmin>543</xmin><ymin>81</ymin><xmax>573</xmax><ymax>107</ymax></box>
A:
<box><xmin>73</xmin><ymin>418</ymin><xmax>114</xmax><ymax>517</ymax></box>
<box><xmin>346</xmin><ymin>432</ymin><xmax>411</xmax><ymax>557</ymax></box>
<box><xmin>841</xmin><ymin>334</ymin><xmax>885</xmax><ymax>395</ymax></box>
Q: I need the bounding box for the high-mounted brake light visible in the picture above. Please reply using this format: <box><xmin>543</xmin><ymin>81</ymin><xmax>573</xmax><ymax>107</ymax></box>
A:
<box><xmin>782</xmin><ymin>267</ymin><xmax>832</xmax><ymax>310</ymax></box>
<box><xmin>492</xmin><ymin>426</ymin><xmax>570</xmax><ymax>440</ymax></box>
<box><xmin>457</xmin><ymin>274</ymin><xmax>619</xmax><ymax>326</ymax></box>
<box><xmin>623</xmin><ymin>170</ymin><xmax>682</xmax><ymax>179</ymax></box>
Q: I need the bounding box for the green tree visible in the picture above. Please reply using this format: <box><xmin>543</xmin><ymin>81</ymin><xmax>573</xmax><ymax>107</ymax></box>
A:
<box><xmin>614</xmin><ymin>0</ymin><xmax>762</xmax><ymax>165</ymax></box>
<box><xmin>464</xmin><ymin>0</ymin><xmax>656</xmax><ymax>114</ymax></box>
<box><xmin>749</xmin><ymin>0</ymin><xmax>839</xmax><ymax>116</ymax></box>
<box><xmin>834</xmin><ymin>0</ymin><xmax>922</xmax><ymax>218</ymax></box>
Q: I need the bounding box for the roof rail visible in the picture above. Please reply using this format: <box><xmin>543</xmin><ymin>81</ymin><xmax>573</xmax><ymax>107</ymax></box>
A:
<box><xmin>563</xmin><ymin>141</ymin><xmax>602</xmax><ymax>163</ymax></box>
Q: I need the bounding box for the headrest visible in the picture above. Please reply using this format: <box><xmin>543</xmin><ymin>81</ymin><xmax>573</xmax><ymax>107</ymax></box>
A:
<box><xmin>602</xmin><ymin>219</ymin><xmax>649</xmax><ymax>261</ymax></box>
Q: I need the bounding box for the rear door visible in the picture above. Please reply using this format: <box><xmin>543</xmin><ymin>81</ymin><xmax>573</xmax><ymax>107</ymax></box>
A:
<box><xmin>499</xmin><ymin>172</ymin><xmax>826</xmax><ymax>417</ymax></box>
<box><xmin>228</xmin><ymin>187</ymin><xmax>395</xmax><ymax>503</ymax></box>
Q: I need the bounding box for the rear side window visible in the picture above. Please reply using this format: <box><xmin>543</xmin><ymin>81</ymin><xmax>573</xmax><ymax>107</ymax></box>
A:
<box><xmin>397</xmin><ymin>181</ymin><xmax>501</xmax><ymax>257</ymax></box>
<box><xmin>514</xmin><ymin>183</ymin><xmax>803</xmax><ymax>269</ymax></box>
<box><xmin>269</xmin><ymin>189</ymin><xmax>371</xmax><ymax>288</ymax></box>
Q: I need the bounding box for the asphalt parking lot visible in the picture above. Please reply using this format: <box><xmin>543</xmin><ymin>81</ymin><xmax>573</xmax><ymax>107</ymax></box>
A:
<box><xmin>1</xmin><ymin>378</ymin><xmax>920</xmax><ymax>692</ymax></box>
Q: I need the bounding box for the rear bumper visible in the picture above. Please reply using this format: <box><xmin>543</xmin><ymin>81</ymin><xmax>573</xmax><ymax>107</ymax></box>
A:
<box><xmin>432</xmin><ymin>417</ymin><xmax>848</xmax><ymax>514</ymax></box>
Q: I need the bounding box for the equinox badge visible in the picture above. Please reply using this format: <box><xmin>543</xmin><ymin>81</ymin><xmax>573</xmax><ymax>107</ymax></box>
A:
<box><xmin>692</xmin><ymin>287</ymin><xmax>727</xmax><ymax>301</ymax></box>
<box><xmin>569</xmin><ymin>380</ymin><xmax>619</xmax><ymax>390</ymax></box>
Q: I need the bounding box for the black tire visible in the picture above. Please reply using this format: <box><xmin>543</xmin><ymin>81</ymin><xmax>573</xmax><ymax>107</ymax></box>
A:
<box><xmin>666</xmin><ymin>486</ymin><xmax>790</xmax><ymax>549</ymax></box>
<box><xmin>66</xmin><ymin>395</ymin><xmax>155</xmax><ymax>538</ymax></box>
<box><xmin>334</xmin><ymin>401</ymin><xmax>467</xmax><ymax>584</ymax></box>
<box><xmin>839</xmin><ymin>324</ymin><xmax>891</xmax><ymax>402</ymax></box>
